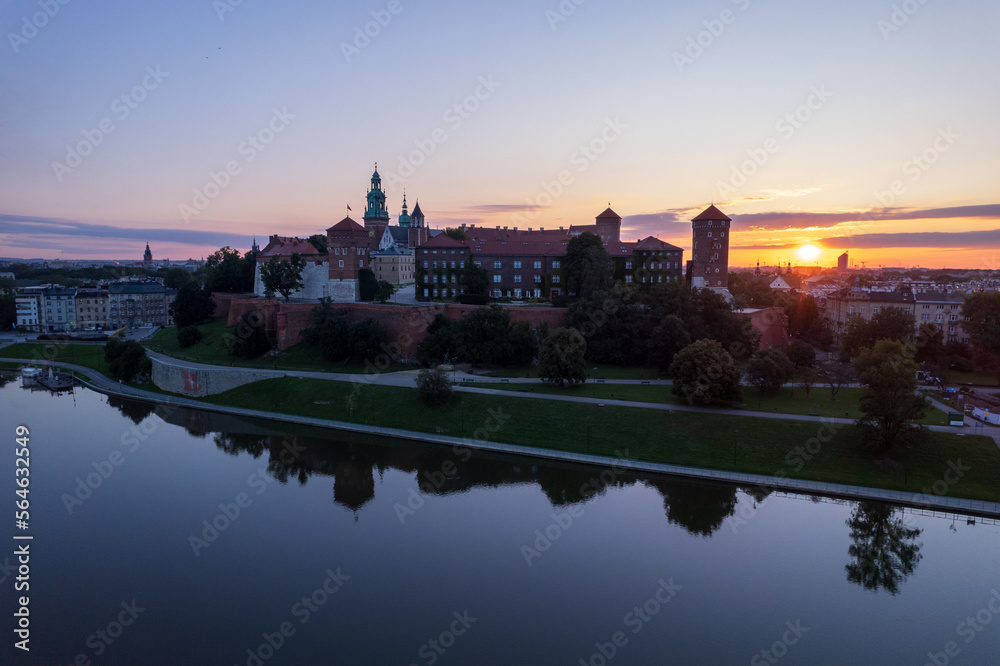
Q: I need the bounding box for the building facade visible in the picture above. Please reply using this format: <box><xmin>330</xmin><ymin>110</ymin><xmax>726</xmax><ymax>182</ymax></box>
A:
<box><xmin>15</xmin><ymin>294</ymin><xmax>41</xmax><ymax>331</ymax></box>
<box><xmin>371</xmin><ymin>245</ymin><xmax>414</xmax><ymax>285</ymax></box>
<box><xmin>689</xmin><ymin>204</ymin><xmax>731</xmax><ymax>294</ymax></box>
<box><xmin>416</xmin><ymin>234</ymin><xmax>471</xmax><ymax>300</ymax></box>
<box><xmin>108</xmin><ymin>282</ymin><xmax>176</xmax><ymax>328</ymax></box>
<box><xmin>76</xmin><ymin>289</ymin><xmax>110</xmax><ymax>329</ymax></box>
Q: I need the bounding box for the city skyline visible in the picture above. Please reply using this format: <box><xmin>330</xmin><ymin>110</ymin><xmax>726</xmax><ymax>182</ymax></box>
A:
<box><xmin>2</xmin><ymin>0</ymin><xmax>998</xmax><ymax>267</ymax></box>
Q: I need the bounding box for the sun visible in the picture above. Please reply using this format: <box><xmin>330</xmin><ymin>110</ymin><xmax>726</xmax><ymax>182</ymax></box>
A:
<box><xmin>797</xmin><ymin>244</ymin><xmax>821</xmax><ymax>262</ymax></box>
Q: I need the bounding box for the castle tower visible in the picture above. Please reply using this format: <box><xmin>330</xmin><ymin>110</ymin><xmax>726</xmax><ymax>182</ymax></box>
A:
<box><xmin>363</xmin><ymin>164</ymin><xmax>390</xmax><ymax>238</ymax></box>
<box><xmin>408</xmin><ymin>200</ymin><xmax>428</xmax><ymax>248</ymax></box>
<box><xmin>398</xmin><ymin>192</ymin><xmax>411</xmax><ymax>228</ymax></box>
<box><xmin>326</xmin><ymin>216</ymin><xmax>370</xmax><ymax>301</ymax></box>
<box><xmin>594</xmin><ymin>206</ymin><xmax>622</xmax><ymax>244</ymax></box>
<box><xmin>690</xmin><ymin>204</ymin><xmax>731</xmax><ymax>293</ymax></box>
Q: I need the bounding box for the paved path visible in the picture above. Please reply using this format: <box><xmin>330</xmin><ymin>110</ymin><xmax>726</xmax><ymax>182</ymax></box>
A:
<box><xmin>3</xmin><ymin>355</ymin><xmax>998</xmax><ymax>519</ymax></box>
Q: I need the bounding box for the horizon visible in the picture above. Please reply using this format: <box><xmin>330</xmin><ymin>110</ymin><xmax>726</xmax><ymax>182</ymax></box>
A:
<box><xmin>2</xmin><ymin>1</ymin><xmax>998</xmax><ymax>268</ymax></box>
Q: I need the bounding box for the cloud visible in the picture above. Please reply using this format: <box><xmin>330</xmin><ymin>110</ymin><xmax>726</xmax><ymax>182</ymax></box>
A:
<box><xmin>622</xmin><ymin>209</ymin><xmax>688</xmax><ymax>237</ymax></box>
<box><xmin>0</xmin><ymin>213</ymin><xmax>254</xmax><ymax>250</ymax></box>
<box><xmin>728</xmin><ymin>203</ymin><xmax>1000</xmax><ymax>231</ymax></box>
<box><xmin>820</xmin><ymin>228</ymin><xmax>1000</xmax><ymax>249</ymax></box>
<box><xmin>462</xmin><ymin>204</ymin><xmax>548</xmax><ymax>213</ymax></box>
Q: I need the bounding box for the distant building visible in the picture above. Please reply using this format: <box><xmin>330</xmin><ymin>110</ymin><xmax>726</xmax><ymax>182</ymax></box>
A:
<box><xmin>416</xmin><ymin>234</ymin><xmax>471</xmax><ymax>301</ymax></box>
<box><xmin>77</xmin><ymin>289</ymin><xmax>110</xmax><ymax>330</ymax></box>
<box><xmin>15</xmin><ymin>294</ymin><xmax>41</xmax><ymax>331</ymax></box>
<box><xmin>143</xmin><ymin>243</ymin><xmax>153</xmax><ymax>268</ymax></box>
<box><xmin>689</xmin><ymin>204</ymin><xmax>731</xmax><ymax>298</ymax></box>
<box><xmin>837</xmin><ymin>251</ymin><xmax>848</xmax><ymax>271</ymax></box>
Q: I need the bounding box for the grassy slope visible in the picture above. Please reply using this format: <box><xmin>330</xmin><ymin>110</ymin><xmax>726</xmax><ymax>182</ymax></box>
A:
<box><xmin>204</xmin><ymin>376</ymin><xmax>1000</xmax><ymax>503</ymax></box>
<box><xmin>144</xmin><ymin>317</ymin><xmax>415</xmax><ymax>373</ymax></box>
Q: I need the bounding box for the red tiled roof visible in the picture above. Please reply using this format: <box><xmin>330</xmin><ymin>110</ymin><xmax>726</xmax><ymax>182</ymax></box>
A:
<box><xmin>327</xmin><ymin>216</ymin><xmax>364</xmax><ymax>232</ymax></box>
<box><xmin>421</xmin><ymin>233</ymin><xmax>468</xmax><ymax>248</ymax></box>
<box><xmin>596</xmin><ymin>207</ymin><xmax>621</xmax><ymax>220</ymax></box>
<box><xmin>259</xmin><ymin>235</ymin><xmax>322</xmax><ymax>259</ymax></box>
<box><xmin>692</xmin><ymin>205</ymin><xmax>731</xmax><ymax>222</ymax></box>
<box><xmin>634</xmin><ymin>236</ymin><xmax>683</xmax><ymax>251</ymax></box>
<box><xmin>467</xmin><ymin>238</ymin><xmax>568</xmax><ymax>256</ymax></box>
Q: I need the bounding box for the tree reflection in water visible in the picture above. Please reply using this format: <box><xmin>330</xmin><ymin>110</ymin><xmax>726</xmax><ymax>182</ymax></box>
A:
<box><xmin>845</xmin><ymin>501</ymin><xmax>922</xmax><ymax>595</ymax></box>
<box><xmin>648</xmin><ymin>477</ymin><xmax>739</xmax><ymax>537</ymax></box>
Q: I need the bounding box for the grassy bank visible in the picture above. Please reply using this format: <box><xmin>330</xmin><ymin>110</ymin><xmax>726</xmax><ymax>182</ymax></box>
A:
<box><xmin>203</xmin><ymin>376</ymin><xmax>1000</xmax><ymax>503</ymax></box>
<box><xmin>1</xmin><ymin>342</ymin><xmax>111</xmax><ymax>373</ymax></box>
<box><xmin>472</xmin><ymin>382</ymin><xmax>949</xmax><ymax>426</ymax></box>
<box><xmin>145</xmin><ymin>318</ymin><xmax>415</xmax><ymax>373</ymax></box>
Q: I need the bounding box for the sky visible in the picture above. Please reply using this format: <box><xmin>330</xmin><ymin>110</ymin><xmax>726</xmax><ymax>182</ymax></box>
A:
<box><xmin>1</xmin><ymin>0</ymin><xmax>998</xmax><ymax>269</ymax></box>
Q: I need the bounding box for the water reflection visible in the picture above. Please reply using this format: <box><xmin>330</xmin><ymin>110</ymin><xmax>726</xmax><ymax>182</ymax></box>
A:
<box><xmin>845</xmin><ymin>501</ymin><xmax>923</xmax><ymax>595</ymax></box>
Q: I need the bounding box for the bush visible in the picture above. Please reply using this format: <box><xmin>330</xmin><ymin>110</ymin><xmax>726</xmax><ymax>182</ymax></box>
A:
<box><xmin>177</xmin><ymin>325</ymin><xmax>203</xmax><ymax>348</ymax></box>
<box><xmin>225</xmin><ymin>310</ymin><xmax>270</xmax><ymax>359</ymax></box>
<box><xmin>104</xmin><ymin>338</ymin><xmax>152</xmax><ymax>382</ymax></box>
<box><xmin>416</xmin><ymin>367</ymin><xmax>453</xmax><ymax>406</ymax></box>
<box><xmin>538</xmin><ymin>327</ymin><xmax>587</xmax><ymax>386</ymax></box>
<box><xmin>669</xmin><ymin>339</ymin><xmax>742</xmax><ymax>406</ymax></box>
<box><xmin>786</xmin><ymin>340</ymin><xmax>816</xmax><ymax>368</ymax></box>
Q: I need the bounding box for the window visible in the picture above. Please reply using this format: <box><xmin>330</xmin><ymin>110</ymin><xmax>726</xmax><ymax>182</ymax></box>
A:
<box><xmin>422</xmin><ymin>261</ymin><xmax>428</xmax><ymax>268</ymax></box>
<box><xmin>720</xmin><ymin>232</ymin><xmax>725</xmax><ymax>237</ymax></box>
<box><xmin>359</xmin><ymin>260</ymin><xmax>363</xmax><ymax>267</ymax></box>
<box><xmin>513</xmin><ymin>261</ymin><xmax>522</xmax><ymax>269</ymax></box>
<box><xmin>921</xmin><ymin>314</ymin><xmax>929</xmax><ymax>321</ymax></box>
<box><xmin>339</xmin><ymin>260</ymin><xmax>344</xmax><ymax>268</ymax></box>
<box><xmin>424</xmin><ymin>289</ymin><xmax>429</xmax><ymax>297</ymax></box>
<box><xmin>552</xmin><ymin>260</ymin><xmax>560</xmax><ymax>269</ymax></box>
<box><xmin>493</xmin><ymin>289</ymin><xmax>502</xmax><ymax>298</ymax></box>
<box><xmin>493</xmin><ymin>275</ymin><xmax>501</xmax><ymax>283</ymax></box>
<box><xmin>433</xmin><ymin>261</ymin><xmax>438</xmax><ymax>269</ymax></box>
<box><xmin>626</xmin><ymin>261</ymin><xmax>632</xmax><ymax>269</ymax></box>
<box><xmin>533</xmin><ymin>261</ymin><xmax>541</xmax><ymax>269</ymax></box>
<box><xmin>514</xmin><ymin>289</ymin><xmax>522</xmax><ymax>299</ymax></box>
<box><xmin>707</xmin><ymin>232</ymin><xmax>713</xmax><ymax>238</ymax></box>
<box><xmin>872</xmin><ymin>306</ymin><xmax>880</xmax><ymax>314</ymax></box>
<box><xmin>936</xmin><ymin>314</ymin><xmax>943</xmax><ymax>323</ymax></box>
<box><xmin>950</xmin><ymin>314</ymin><xmax>957</xmax><ymax>322</ymax></box>
<box><xmin>552</xmin><ymin>275</ymin><xmax>560</xmax><ymax>283</ymax></box>
<box><xmin>514</xmin><ymin>275</ymin><xmax>522</xmax><ymax>283</ymax></box>
<box><xmin>493</xmin><ymin>260</ymin><xmax>502</xmax><ymax>269</ymax></box>
<box><xmin>533</xmin><ymin>275</ymin><xmax>541</xmax><ymax>283</ymax></box>
<box><xmin>625</xmin><ymin>275</ymin><xmax>632</xmax><ymax>283</ymax></box>
<box><xmin>534</xmin><ymin>289</ymin><xmax>541</xmax><ymax>298</ymax></box>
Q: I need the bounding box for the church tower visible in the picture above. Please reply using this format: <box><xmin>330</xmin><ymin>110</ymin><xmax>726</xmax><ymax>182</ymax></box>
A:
<box><xmin>408</xmin><ymin>200</ymin><xmax>428</xmax><ymax>248</ymax></box>
<box><xmin>398</xmin><ymin>192</ymin><xmax>411</xmax><ymax>228</ymax></box>
<box><xmin>143</xmin><ymin>242</ymin><xmax>153</xmax><ymax>268</ymax></box>
<box><xmin>363</xmin><ymin>164</ymin><xmax>390</xmax><ymax>238</ymax></box>
<box><xmin>690</xmin><ymin>204</ymin><xmax>731</xmax><ymax>295</ymax></box>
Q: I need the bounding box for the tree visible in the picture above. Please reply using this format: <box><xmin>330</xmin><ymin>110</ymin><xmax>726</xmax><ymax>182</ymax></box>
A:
<box><xmin>845</xmin><ymin>501</ymin><xmax>922</xmax><ymax>595</ymax></box>
<box><xmin>787</xmin><ymin>294</ymin><xmax>820</xmax><ymax>338</ymax></box>
<box><xmin>786</xmin><ymin>340</ymin><xmax>816</xmax><ymax>368</ymax></box>
<box><xmin>104</xmin><ymin>338</ymin><xmax>152</xmax><ymax>382</ymax></box>
<box><xmin>745</xmin><ymin>348</ymin><xmax>794</xmax><ymax>398</ymax></box>
<box><xmin>563</xmin><ymin>232</ymin><xmax>613</xmax><ymax>301</ymax></box>
<box><xmin>169</xmin><ymin>282</ymin><xmax>215</xmax><ymax>328</ymax></box>
<box><xmin>913</xmin><ymin>322</ymin><xmax>945</xmax><ymax>365</ymax></box>
<box><xmin>375</xmin><ymin>280</ymin><xmax>395</xmax><ymax>303</ymax></box>
<box><xmin>455</xmin><ymin>305</ymin><xmax>514</xmax><ymax>366</ymax></box>
<box><xmin>358</xmin><ymin>268</ymin><xmax>378</xmax><ymax>301</ymax></box>
<box><xmin>443</xmin><ymin>227</ymin><xmax>468</xmax><ymax>242</ymax></box>
<box><xmin>840</xmin><ymin>307</ymin><xmax>916</xmax><ymax>361</ymax></box>
<box><xmin>799</xmin><ymin>366</ymin><xmax>818</xmax><ymax>397</ymax></box>
<box><xmin>961</xmin><ymin>292</ymin><xmax>1000</xmax><ymax>381</ymax></box>
<box><xmin>259</xmin><ymin>253</ymin><xmax>306</xmax><ymax>301</ymax></box>
<box><xmin>164</xmin><ymin>267</ymin><xmax>194</xmax><ymax>289</ymax></box>
<box><xmin>348</xmin><ymin>318</ymin><xmax>388</xmax><ymax>363</ymax></box>
<box><xmin>307</xmin><ymin>234</ymin><xmax>328</xmax><ymax>254</ymax></box>
<box><xmin>566</xmin><ymin>283</ymin><xmax>648</xmax><ymax>365</ymax></box>
<box><xmin>818</xmin><ymin>360</ymin><xmax>854</xmax><ymax>401</ymax></box>
<box><xmin>460</xmin><ymin>259</ymin><xmax>489</xmax><ymax>303</ymax></box>
<box><xmin>177</xmin><ymin>325</ymin><xmax>203</xmax><ymax>348</ymax></box>
<box><xmin>648</xmin><ymin>314</ymin><xmax>691</xmax><ymax>371</ymax></box>
<box><xmin>301</xmin><ymin>298</ymin><xmax>351</xmax><ymax>362</ymax></box>
<box><xmin>669</xmin><ymin>339</ymin><xmax>742</xmax><ymax>406</ymax></box>
<box><xmin>416</xmin><ymin>314</ymin><xmax>458</xmax><ymax>366</ymax></box>
<box><xmin>226</xmin><ymin>310</ymin><xmax>270</xmax><ymax>358</ymax></box>
<box><xmin>538</xmin><ymin>327</ymin><xmax>587</xmax><ymax>386</ymax></box>
<box><xmin>204</xmin><ymin>247</ymin><xmax>254</xmax><ymax>293</ymax></box>
<box><xmin>854</xmin><ymin>340</ymin><xmax>926</xmax><ymax>453</ymax></box>
<box><xmin>415</xmin><ymin>367</ymin><xmax>453</xmax><ymax>406</ymax></box>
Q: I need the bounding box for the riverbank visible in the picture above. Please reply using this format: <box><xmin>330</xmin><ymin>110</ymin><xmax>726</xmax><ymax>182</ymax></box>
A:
<box><xmin>4</xmin><ymin>352</ymin><xmax>1000</xmax><ymax>511</ymax></box>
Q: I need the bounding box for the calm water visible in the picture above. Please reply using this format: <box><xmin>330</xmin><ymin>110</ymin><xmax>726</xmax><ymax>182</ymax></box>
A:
<box><xmin>1</xmin><ymin>374</ymin><xmax>998</xmax><ymax>665</ymax></box>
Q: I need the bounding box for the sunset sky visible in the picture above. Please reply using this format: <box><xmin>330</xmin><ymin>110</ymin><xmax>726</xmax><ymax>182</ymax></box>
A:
<box><xmin>2</xmin><ymin>0</ymin><xmax>998</xmax><ymax>268</ymax></box>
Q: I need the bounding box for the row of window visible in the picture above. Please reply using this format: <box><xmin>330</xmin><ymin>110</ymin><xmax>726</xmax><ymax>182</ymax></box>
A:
<box><xmin>333</xmin><ymin>247</ymin><xmax>367</xmax><ymax>256</ymax></box>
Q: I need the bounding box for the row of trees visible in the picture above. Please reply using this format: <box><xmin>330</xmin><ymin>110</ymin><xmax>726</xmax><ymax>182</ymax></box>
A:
<box><xmin>417</xmin><ymin>305</ymin><xmax>538</xmax><ymax>367</ymax></box>
<box><xmin>301</xmin><ymin>298</ymin><xmax>389</xmax><ymax>363</ymax></box>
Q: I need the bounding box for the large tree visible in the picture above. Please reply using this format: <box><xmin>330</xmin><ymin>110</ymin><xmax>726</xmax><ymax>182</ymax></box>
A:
<box><xmin>460</xmin><ymin>259</ymin><xmax>490</xmax><ymax>303</ymax></box>
<box><xmin>301</xmin><ymin>298</ymin><xmax>351</xmax><ymax>362</ymax></box>
<box><xmin>845</xmin><ymin>501</ymin><xmax>922</xmax><ymax>596</ymax></box>
<box><xmin>853</xmin><ymin>340</ymin><xmax>926</xmax><ymax>453</ymax></box>
<box><xmin>358</xmin><ymin>268</ymin><xmax>378</xmax><ymax>301</ymax></box>
<box><xmin>563</xmin><ymin>232</ymin><xmax>613</xmax><ymax>301</ymax></box>
<box><xmin>745</xmin><ymin>348</ymin><xmax>794</xmax><ymax>397</ymax></box>
<box><xmin>668</xmin><ymin>339</ymin><xmax>742</xmax><ymax>406</ymax></box>
<box><xmin>538</xmin><ymin>327</ymin><xmax>587</xmax><ymax>387</ymax></box>
<box><xmin>840</xmin><ymin>307</ymin><xmax>916</xmax><ymax>361</ymax></box>
<box><xmin>169</xmin><ymin>282</ymin><xmax>215</xmax><ymax>328</ymax></box>
<box><xmin>961</xmin><ymin>292</ymin><xmax>1000</xmax><ymax>380</ymax></box>
<box><xmin>226</xmin><ymin>310</ymin><xmax>270</xmax><ymax>358</ymax></box>
<box><xmin>648</xmin><ymin>314</ymin><xmax>691</xmax><ymax>371</ymax></box>
<box><xmin>204</xmin><ymin>246</ymin><xmax>255</xmax><ymax>293</ymax></box>
<box><xmin>259</xmin><ymin>253</ymin><xmax>306</xmax><ymax>301</ymax></box>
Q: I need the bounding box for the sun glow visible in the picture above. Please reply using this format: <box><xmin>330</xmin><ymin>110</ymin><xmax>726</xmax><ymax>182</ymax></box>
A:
<box><xmin>797</xmin><ymin>244</ymin><xmax>821</xmax><ymax>262</ymax></box>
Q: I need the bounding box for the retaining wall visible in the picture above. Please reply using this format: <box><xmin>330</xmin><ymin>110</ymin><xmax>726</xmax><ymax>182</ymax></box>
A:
<box><xmin>152</xmin><ymin>356</ymin><xmax>284</xmax><ymax>397</ymax></box>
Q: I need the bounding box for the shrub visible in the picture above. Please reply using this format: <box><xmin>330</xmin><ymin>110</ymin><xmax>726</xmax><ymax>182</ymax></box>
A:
<box><xmin>416</xmin><ymin>367</ymin><xmax>453</xmax><ymax>406</ymax></box>
<box><xmin>177</xmin><ymin>325</ymin><xmax>203</xmax><ymax>348</ymax></box>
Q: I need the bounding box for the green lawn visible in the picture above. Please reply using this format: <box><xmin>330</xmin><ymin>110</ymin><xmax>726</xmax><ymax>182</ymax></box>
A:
<box><xmin>482</xmin><ymin>364</ymin><xmax>664</xmax><ymax>380</ymax></box>
<box><xmin>145</xmin><ymin>318</ymin><xmax>416</xmax><ymax>374</ymax></box>
<box><xmin>1</xmin><ymin>342</ymin><xmax>111</xmax><ymax>373</ymax></box>
<box><xmin>471</xmin><ymin>383</ymin><xmax>949</xmax><ymax>426</ymax></box>
<box><xmin>203</xmin><ymin>376</ymin><xmax>1000</xmax><ymax>503</ymax></box>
